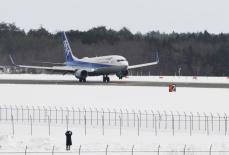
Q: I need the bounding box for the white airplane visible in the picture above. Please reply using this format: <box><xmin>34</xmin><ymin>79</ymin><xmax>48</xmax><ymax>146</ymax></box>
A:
<box><xmin>10</xmin><ymin>32</ymin><xmax>159</xmax><ymax>82</ymax></box>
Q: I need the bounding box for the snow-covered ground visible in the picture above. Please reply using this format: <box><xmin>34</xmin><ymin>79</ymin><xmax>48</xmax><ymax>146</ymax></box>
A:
<box><xmin>0</xmin><ymin>74</ymin><xmax>228</xmax><ymax>154</ymax></box>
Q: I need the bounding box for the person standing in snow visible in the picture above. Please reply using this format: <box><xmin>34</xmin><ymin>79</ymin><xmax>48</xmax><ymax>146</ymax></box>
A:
<box><xmin>65</xmin><ymin>130</ymin><xmax>72</xmax><ymax>150</ymax></box>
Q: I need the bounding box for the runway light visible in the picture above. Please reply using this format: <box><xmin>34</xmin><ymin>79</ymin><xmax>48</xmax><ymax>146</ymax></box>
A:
<box><xmin>193</xmin><ymin>76</ymin><xmax>197</xmax><ymax>80</ymax></box>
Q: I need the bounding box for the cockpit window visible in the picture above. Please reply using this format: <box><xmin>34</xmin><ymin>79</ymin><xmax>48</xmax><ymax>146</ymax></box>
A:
<box><xmin>117</xmin><ymin>59</ymin><xmax>125</xmax><ymax>62</ymax></box>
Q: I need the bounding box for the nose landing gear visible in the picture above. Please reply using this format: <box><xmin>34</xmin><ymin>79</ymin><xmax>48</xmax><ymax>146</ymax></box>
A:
<box><xmin>103</xmin><ymin>75</ymin><xmax>110</xmax><ymax>83</ymax></box>
<box><xmin>79</xmin><ymin>78</ymin><xmax>86</xmax><ymax>83</ymax></box>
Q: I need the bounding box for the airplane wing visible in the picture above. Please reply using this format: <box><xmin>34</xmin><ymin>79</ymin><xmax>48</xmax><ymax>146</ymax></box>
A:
<box><xmin>31</xmin><ymin>61</ymin><xmax>66</xmax><ymax>65</ymax></box>
<box><xmin>128</xmin><ymin>52</ymin><xmax>159</xmax><ymax>69</ymax></box>
<box><xmin>9</xmin><ymin>55</ymin><xmax>76</xmax><ymax>72</ymax></box>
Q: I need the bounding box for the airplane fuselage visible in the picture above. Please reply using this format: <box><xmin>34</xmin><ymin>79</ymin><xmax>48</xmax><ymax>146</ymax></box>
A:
<box><xmin>65</xmin><ymin>55</ymin><xmax>129</xmax><ymax>75</ymax></box>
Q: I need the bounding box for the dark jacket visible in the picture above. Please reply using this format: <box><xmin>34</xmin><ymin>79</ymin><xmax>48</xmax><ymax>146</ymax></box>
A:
<box><xmin>65</xmin><ymin>131</ymin><xmax>72</xmax><ymax>145</ymax></box>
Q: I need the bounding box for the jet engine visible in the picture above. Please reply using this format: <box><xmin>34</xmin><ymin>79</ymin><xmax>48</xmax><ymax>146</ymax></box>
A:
<box><xmin>116</xmin><ymin>70</ymin><xmax>128</xmax><ymax>79</ymax></box>
<box><xmin>74</xmin><ymin>70</ymin><xmax>88</xmax><ymax>79</ymax></box>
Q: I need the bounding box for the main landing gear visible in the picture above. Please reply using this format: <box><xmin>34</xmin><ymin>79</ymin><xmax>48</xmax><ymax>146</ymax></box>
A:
<box><xmin>103</xmin><ymin>75</ymin><xmax>110</xmax><ymax>83</ymax></box>
<box><xmin>79</xmin><ymin>78</ymin><xmax>86</xmax><ymax>83</ymax></box>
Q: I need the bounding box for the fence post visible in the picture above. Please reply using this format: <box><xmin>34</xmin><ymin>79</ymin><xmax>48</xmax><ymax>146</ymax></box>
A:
<box><xmin>25</xmin><ymin>145</ymin><xmax>27</xmax><ymax>155</ymax></box>
<box><xmin>30</xmin><ymin>115</ymin><xmax>32</xmax><ymax>136</ymax></box>
<box><xmin>96</xmin><ymin>108</ymin><xmax>98</xmax><ymax>126</ymax></box>
<box><xmin>120</xmin><ymin>109</ymin><xmax>123</xmax><ymax>128</ymax></box>
<box><xmin>55</xmin><ymin>107</ymin><xmax>57</xmax><ymax>124</ymax></box>
<box><xmin>119</xmin><ymin>116</ymin><xmax>122</xmax><ymax>136</ymax></box>
<box><xmin>171</xmin><ymin>111</ymin><xmax>174</xmax><ymax>136</ymax></box>
<box><xmin>133</xmin><ymin>110</ymin><xmax>136</xmax><ymax>128</ymax></box>
<box><xmin>16</xmin><ymin>105</ymin><xmax>18</xmax><ymax>122</ymax></box>
<box><xmin>155</xmin><ymin>115</ymin><xmax>157</xmax><ymax>136</ymax></box>
<box><xmin>197</xmin><ymin>112</ymin><xmax>200</xmax><ymax>131</ymax></box>
<box><xmin>21</xmin><ymin>106</ymin><xmax>24</xmax><ymax>122</ymax></box>
<box><xmin>10</xmin><ymin>105</ymin><xmax>13</xmax><ymax>120</ymax></box>
<box><xmin>90</xmin><ymin>108</ymin><xmax>93</xmax><ymax>125</ymax></box>
<box><xmin>66</xmin><ymin>115</ymin><xmax>69</xmax><ymax>131</ymax></box>
<box><xmin>49</xmin><ymin>106</ymin><xmax>52</xmax><ymax>124</ymax></box>
<box><xmin>108</xmin><ymin>108</ymin><xmax>110</xmax><ymax>126</ymax></box>
<box><xmin>184</xmin><ymin>112</ymin><xmax>187</xmax><ymax>130</ymax></box>
<box><xmin>164</xmin><ymin>111</ymin><xmax>167</xmax><ymax>129</ymax></box>
<box><xmin>207</xmin><ymin>115</ymin><xmax>209</xmax><ymax>136</ymax></box>
<box><xmin>102</xmin><ymin>115</ymin><xmax>105</xmax><ymax>136</ymax></box>
<box><xmin>11</xmin><ymin>115</ymin><xmax>14</xmax><ymax>136</ymax></box>
<box><xmin>131</xmin><ymin>145</ymin><xmax>134</xmax><ymax>155</ymax></box>
<box><xmin>218</xmin><ymin>113</ymin><xmax>221</xmax><ymax>132</ymax></box>
<box><xmin>183</xmin><ymin>144</ymin><xmax>186</xmax><ymax>155</ymax></box>
<box><xmin>43</xmin><ymin>106</ymin><xmax>46</xmax><ymax>122</ymax></box>
<box><xmin>71</xmin><ymin>107</ymin><xmax>74</xmax><ymax>124</ymax></box>
<box><xmin>157</xmin><ymin>145</ymin><xmax>160</xmax><ymax>155</ymax></box>
<box><xmin>224</xmin><ymin>113</ymin><xmax>227</xmax><ymax>136</ymax></box>
<box><xmin>106</xmin><ymin>144</ymin><xmax>108</xmax><ymax>155</ymax></box>
<box><xmin>139</xmin><ymin>110</ymin><xmax>141</xmax><ymax>128</ymax></box>
<box><xmin>0</xmin><ymin>105</ymin><xmax>1</xmax><ymax>121</ymax></box>
<box><xmin>84</xmin><ymin>107</ymin><xmax>86</xmax><ymax>125</ymax></box>
<box><xmin>102</xmin><ymin>108</ymin><xmax>105</xmax><ymax>127</ymax></box>
<box><xmin>48</xmin><ymin>116</ymin><xmax>51</xmax><ymax>136</ymax></box>
<box><xmin>137</xmin><ymin>115</ymin><xmax>139</xmax><ymax>136</ymax></box>
<box><xmin>32</xmin><ymin>106</ymin><xmax>35</xmax><ymax>122</ymax></box>
<box><xmin>84</xmin><ymin>115</ymin><xmax>87</xmax><ymax>136</ymax></box>
<box><xmin>145</xmin><ymin>110</ymin><xmax>148</xmax><ymax>128</ymax></box>
<box><xmin>151</xmin><ymin>110</ymin><xmax>154</xmax><ymax>129</ymax></box>
<box><xmin>67</xmin><ymin>107</ymin><xmax>70</xmax><ymax>121</ymax></box>
<box><xmin>126</xmin><ymin>109</ymin><xmax>129</xmax><ymax>127</ymax></box>
<box><xmin>211</xmin><ymin>113</ymin><xmax>214</xmax><ymax>132</ymax></box>
<box><xmin>52</xmin><ymin>145</ymin><xmax>55</xmax><ymax>155</ymax></box>
<box><xmin>27</xmin><ymin>106</ymin><xmax>30</xmax><ymax>123</ymax></box>
<box><xmin>157</xmin><ymin>111</ymin><xmax>161</xmax><ymax>129</ymax></box>
<box><xmin>38</xmin><ymin>106</ymin><xmax>40</xmax><ymax>123</ymax></box>
<box><xmin>189</xmin><ymin>116</ymin><xmax>192</xmax><ymax>136</ymax></box>
<box><xmin>79</xmin><ymin>145</ymin><xmax>81</xmax><ymax>155</ymax></box>
<box><xmin>190</xmin><ymin>112</ymin><xmax>194</xmax><ymax>130</ymax></box>
<box><xmin>114</xmin><ymin>109</ymin><xmax>117</xmax><ymax>126</ymax></box>
<box><xmin>175</xmin><ymin>111</ymin><xmax>179</xmax><ymax>130</ymax></box>
<box><xmin>204</xmin><ymin>113</ymin><xmax>207</xmax><ymax>131</ymax></box>
<box><xmin>209</xmin><ymin>144</ymin><xmax>212</xmax><ymax>155</ymax></box>
<box><xmin>5</xmin><ymin>105</ymin><xmax>7</xmax><ymax>121</ymax></box>
<box><xmin>61</xmin><ymin>107</ymin><xmax>64</xmax><ymax>124</ymax></box>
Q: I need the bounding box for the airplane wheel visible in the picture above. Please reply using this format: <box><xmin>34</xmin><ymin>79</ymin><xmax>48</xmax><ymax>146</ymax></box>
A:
<box><xmin>79</xmin><ymin>78</ymin><xmax>86</xmax><ymax>83</ymax></box>
<box><xmin>103</xmin><ymin>77</ymin><xmax>106</xmax><ymax>83</ymax></box>
<box><xmin>103</xmin><ymin>76</ymin><xmax>110</xmax><ymax>83</ymax></box>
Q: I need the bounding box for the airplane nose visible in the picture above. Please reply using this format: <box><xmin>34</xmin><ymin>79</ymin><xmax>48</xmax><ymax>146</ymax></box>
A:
<box><xmin>122</xmin><ymin>61</ymin><xmax>128</xmax><ymax>68</ymax></box>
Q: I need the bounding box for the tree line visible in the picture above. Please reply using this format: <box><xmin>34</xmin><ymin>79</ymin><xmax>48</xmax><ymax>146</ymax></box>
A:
<box><xmin>0</xmin><ymin>22</ymin><xmax>228</xmax><ymax>76</ymax></box>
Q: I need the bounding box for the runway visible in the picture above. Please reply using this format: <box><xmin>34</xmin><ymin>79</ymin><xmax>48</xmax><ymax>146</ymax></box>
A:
<box><xmin>0</xmin><ymin>79</ymin><xmax>229</xmax><ymax>88</ymax></box>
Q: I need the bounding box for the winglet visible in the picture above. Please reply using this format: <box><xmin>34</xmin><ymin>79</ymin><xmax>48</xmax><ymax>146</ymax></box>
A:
<box><xmin>156</xmin><ymin>52</ymin><xmax>159</xmax><ymax>63</ymax></box>
<box><xmin>9</xmin><ymin>55</ymin><xmax>17</xmax><ymax>66</ymax></box>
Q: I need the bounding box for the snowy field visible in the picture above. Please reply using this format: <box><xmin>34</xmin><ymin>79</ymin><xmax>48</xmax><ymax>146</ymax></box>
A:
<box><xmin>0</xmin><ymin>74</ymin><xmax>229</xmax><ymax>154</ymax></box>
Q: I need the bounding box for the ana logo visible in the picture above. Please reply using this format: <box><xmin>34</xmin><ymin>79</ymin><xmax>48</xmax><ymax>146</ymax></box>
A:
<box><xmin>64</xmin><ymin>40</ymin><xmax>70</xmax><ymax>56</ymax></box>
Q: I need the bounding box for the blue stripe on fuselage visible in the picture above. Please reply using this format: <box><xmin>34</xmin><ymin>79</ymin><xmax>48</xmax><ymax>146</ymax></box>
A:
<box><xmin>66</xmin><ymin>59</ymin><xmax>113</xmax><ymax>68</ymax></box>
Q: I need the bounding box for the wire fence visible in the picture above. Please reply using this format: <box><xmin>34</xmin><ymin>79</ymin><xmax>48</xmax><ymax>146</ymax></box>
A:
<box><xmin>1</xmin><ymin>144</ymin><xmax>229</xmax><ymax>155</ymax></box>
<box><xmin>0</xmin><ymin>105</ymin><xmax>229</xmax><ymax>136</ymax></box>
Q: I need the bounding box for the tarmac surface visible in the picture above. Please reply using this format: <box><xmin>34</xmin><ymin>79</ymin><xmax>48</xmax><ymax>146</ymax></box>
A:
<box><xmin>0</xmin><ymin>79</ymin><xmax>229</xmax><ymax>88</ymax></box>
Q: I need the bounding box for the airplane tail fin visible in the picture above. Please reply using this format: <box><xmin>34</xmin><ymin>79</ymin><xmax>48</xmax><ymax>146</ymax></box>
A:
<box><xmin>61</xmin><ymin>32</ymin><xmax>77</xmax><ymax>62</ymax></box>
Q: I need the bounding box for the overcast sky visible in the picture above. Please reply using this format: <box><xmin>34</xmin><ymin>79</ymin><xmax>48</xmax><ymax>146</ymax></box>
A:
<box><xmin>0</xmin><ymin>0</ymin><xmax>228</xmax><ymax>34</ymax></box>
